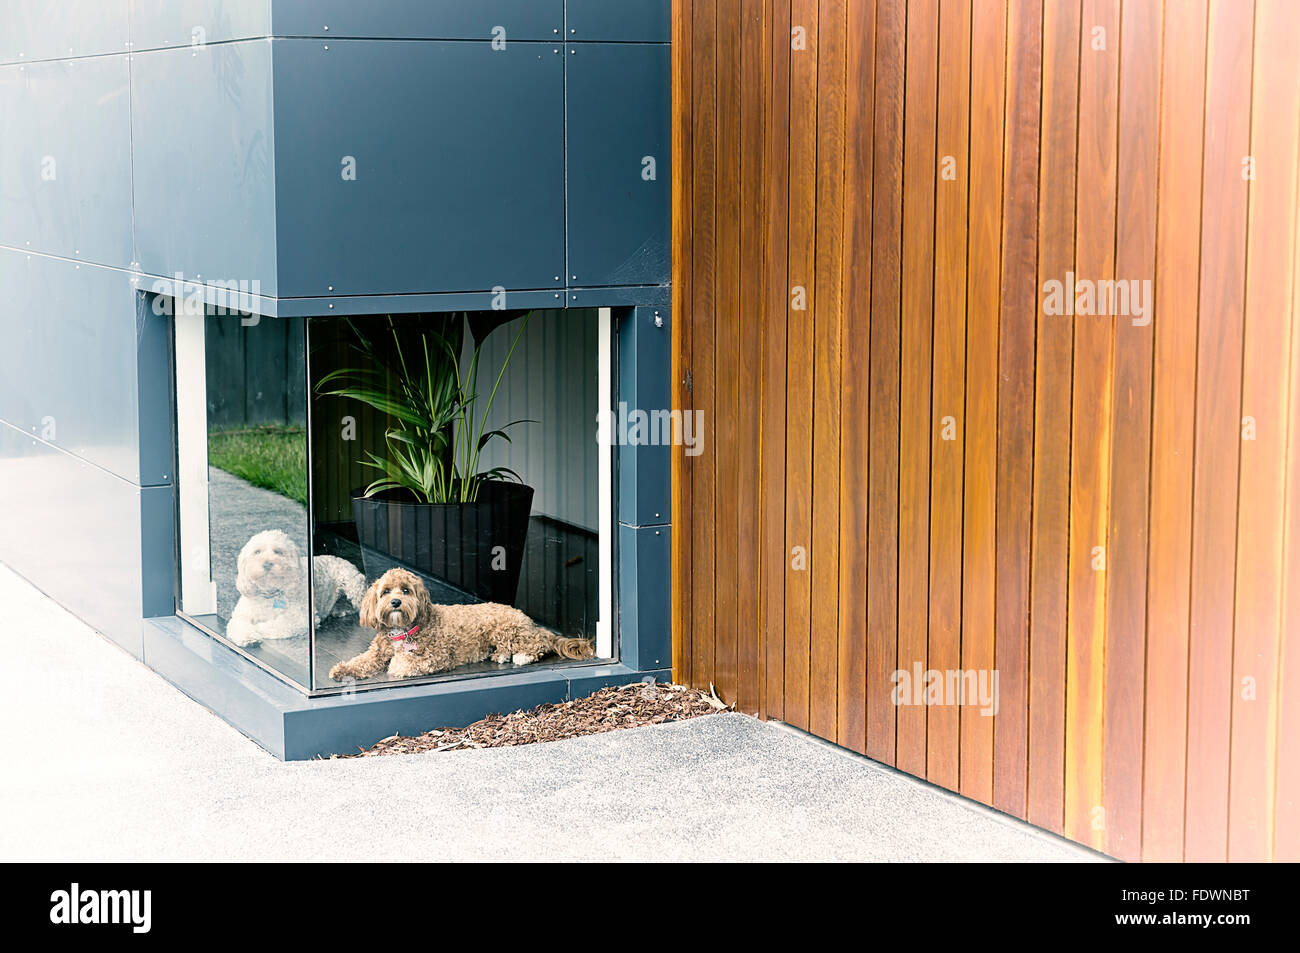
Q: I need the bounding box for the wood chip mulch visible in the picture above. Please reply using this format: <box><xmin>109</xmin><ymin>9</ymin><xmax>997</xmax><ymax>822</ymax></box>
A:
<box><xmin>340</xmin><ymin>681</ymin><xmax>730</xmax><ymax>757</ymax></box>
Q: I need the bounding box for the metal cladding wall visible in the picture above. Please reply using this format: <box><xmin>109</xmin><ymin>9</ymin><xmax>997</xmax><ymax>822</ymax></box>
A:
<box><xmin>672</xmin><ymin>0</ymin><xmax>1300</xmax><ymax>862</ymax></box>
<box><xmin>0</xmin><ymin>4</ymin><xmax>172</xmax><ymax>654</ymax></box>
<box><xmin>0</xmin><ymin>1</ymin><xmax>672</xmax><ymax>694</ymax></box>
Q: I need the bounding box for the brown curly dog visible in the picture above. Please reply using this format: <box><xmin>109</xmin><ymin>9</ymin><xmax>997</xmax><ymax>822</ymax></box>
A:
<box><xmin>328</xmin><ymin>568</ymin><xmax>595</xmax><ymax>682</ymax></box>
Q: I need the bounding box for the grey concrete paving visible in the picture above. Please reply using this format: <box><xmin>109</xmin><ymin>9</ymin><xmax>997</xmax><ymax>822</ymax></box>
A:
<box><xmin>208</xmin><ymin>465</ymin><xmax>313</xmax><ymax>624</ymax></box>
<box><xmin>0</xmin><ymin>563</ymin><xmax>1103</xmax><ymax>862</ymax></box>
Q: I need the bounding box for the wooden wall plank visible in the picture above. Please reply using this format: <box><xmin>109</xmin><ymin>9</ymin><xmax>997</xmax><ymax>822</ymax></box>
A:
<box><xmin>1064</xmin><ymin>0</ymin><xmax>1118</xmax><ymax>850</ymax></box>
<box><xmin>867</xmin><ymin>0</ymin><xmax>906</xmax><ymax>764</ymax></box>
<box><xmin>992</xmin><ymin>0</ymin><xmax>1042</xmax><ymax>820</ymax></box>
<box><xmin>1141</xmin><ymin>0</ymin><xmax>1207</xmax><ymax>863</ymax></box>
<box><xmin>784</xmin><ymin>0</ymin><xmax>819</xmax><ymax>731</ymax></box>
<box><xmin>713</xmin><ymin>0</ymin><xmax>741</xmax><ymax>705</ymax></box>
<box><xmin>837</xmin><ymin>0</ymin><xmax>876</xmax><ymax>754</ymax></box>
<box><xmin>959</xmin><ymin>0</ymin><xmax>1006</xmax><ymax>804</ymax></box>
<box><xmin>1185</xmin><ymin>0</ymin><xmax>1254</xmax><ymax>864</ymax></box>
<box><xmin>896</xmin><ymin>0</ymin><xmax>938</xmax><ymax>780</ymax></box>
<box><xmin>761</xmin><ymin>0</ymin><xmax>792</xmax><ymax>722</ymax></box>
<box><xmin>674</xmin><ymin>0</ymin><xmax>1300</xmax><ymax>861</ymax></box>
<box><xmin>735</xmin><ymin>0</ymin><xmax>766</xmax><ymax>717</ymax></box>
<box><xmin>1028</xmin><ymin>0</ymin><xmax>1080</xmax><ymax>835</ymax></box>
<box><xmin>808</xmin><ymin>0</ymin><xmax>847</xmax><ymax>742</ymax></box>
<box><xmin>1229</xmin><ymin>0</ymin><xmax>1300</xmax><ymax>863</ymax></box>
<box><xmin>1102</xmin><ymin>0</ymin><xmax>1161</xmax><ymax>863</ymax></box>
<box><xmin>688</xmin><ymin>0</ymin><xmax>718</xmax><ymax>693</ymax></box>
<box><xmin>1278</xmin><ymin>139</ymin><xmax>1300</xmax><ymax>863</ymax></box>
<box><xmin>926</xmin><ymin>0</ymin><xmax>970</xmax><ymax>792</ymax></box>
<box><xmin>671</xmin><ymin>0</ymin><xmax>693</xmax><ymax>686</ymax></box>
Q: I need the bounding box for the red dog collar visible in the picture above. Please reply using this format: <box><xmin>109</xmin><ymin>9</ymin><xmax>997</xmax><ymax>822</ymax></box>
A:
<box><xmin>389</xmin><ymin>625</ymin><xmax>420</xmax><ymax>642</ymax></box>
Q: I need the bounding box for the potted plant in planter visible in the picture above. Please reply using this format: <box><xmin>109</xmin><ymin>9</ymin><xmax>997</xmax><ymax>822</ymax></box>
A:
<box><xmin>317</xmin><ymin>311</ymin><xmax>535</xmax><ymax>605</ymax></box>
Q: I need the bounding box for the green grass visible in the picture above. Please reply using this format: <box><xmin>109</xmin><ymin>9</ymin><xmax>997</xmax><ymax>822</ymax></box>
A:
<box><xmin>207</xmin><ymin>426</ymin><xmax>308</xmax><ymax>506</ymax></box>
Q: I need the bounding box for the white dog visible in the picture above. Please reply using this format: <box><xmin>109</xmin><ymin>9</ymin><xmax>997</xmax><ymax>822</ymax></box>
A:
<box><xmin>226</xmin><ymin>529</ymin><xmax>367</xmax><ymax>646</ymax></box>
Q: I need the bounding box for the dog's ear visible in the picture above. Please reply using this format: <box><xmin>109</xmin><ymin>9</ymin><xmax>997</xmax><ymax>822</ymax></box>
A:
<box><xmin>358</xmin><ymin>578</ymin><xmax>383</xmax><ymax>630</ymax></box>
<box><xmin>235</xmin><ymin>537</ymin><xmax>256</xmax><ymax>597</ymax></box>
<box><xmin>411</xmin><ymin>574</ymin><xmax>437</xmax><ymax>630</ymax></box>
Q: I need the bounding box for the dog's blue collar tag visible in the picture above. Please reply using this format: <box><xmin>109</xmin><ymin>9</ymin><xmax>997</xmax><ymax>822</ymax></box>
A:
<box><xmin>272</xmin><ymin>598</ymin><xmax>286</xmax><ymax>609</ymax></box>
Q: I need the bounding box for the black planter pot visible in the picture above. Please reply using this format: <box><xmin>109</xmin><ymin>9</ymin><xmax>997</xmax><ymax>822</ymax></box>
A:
<box><xmin>351</xmin><ymin>481</ymin><xmax>534</xmax><ymax>605</ymax></box>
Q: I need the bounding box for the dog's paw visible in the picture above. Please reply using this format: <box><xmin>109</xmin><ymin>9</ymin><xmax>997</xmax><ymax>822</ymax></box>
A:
<box><xmin>511</xmin><ymin>653</ymin><xmax>537</xmax><ymax>666</ymax></box>
<box><xmin>328</xmin><ymin>663</ymin><xmax>346</xmax><ymax>681</ymax></box>
<box><xmin>491</xmin><ymin>652</ymin><xmax>511</xmax><ymax>665</ymax></box>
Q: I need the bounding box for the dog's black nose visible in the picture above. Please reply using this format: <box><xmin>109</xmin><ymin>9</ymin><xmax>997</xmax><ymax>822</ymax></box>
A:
<box><xmin>263</xmin><ymin>561</ymin><xmax>274</xmax><ymax>571</ymax></box>
<box><xmin>390</xmin><ymin>598</ymin><xmax>402</xmax><ymax>608</ymax></box>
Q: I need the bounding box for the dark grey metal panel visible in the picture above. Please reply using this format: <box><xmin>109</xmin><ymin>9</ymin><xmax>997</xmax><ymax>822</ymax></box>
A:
<box><xmin>130</xmin><ymin>0</ymin><xmax>272</xmax><ymax>52</ymax></box>
<box><xmin>271</xmin><ymin>38</ymin><xmax>565</xmax><ymax>297</ymax></box>
<box><xmin>271</xmin><ymin>0</ymin><xmax>563</xmax><ymax>42</ymax></box>
<box><xmin>616</xmin><ymin>523</ymin><xmax>671</xmax><ymax>672</ymax></box>
<box><xmin>131</xmin><ymin>41</ymin><xmax>279</xmax><ymax>295</ymax></box>
<box><xmin>0</xmin><ymin>0</ymin><xmax>129</xmax><ymax>65</ymax></box>
<box><xmin>565</xmin><ymin>43</ymin><xmax>670</xmax><ymax>287</ymax></box>
<box><xmin>566</xmin><ymin>284</ymin><xmax>669</xmax><ymax>308</ymax></box>
<box><xmin>566</xmin><ymin>0</ymin><xmax>670</xmax><ymax>43</ymax></box>
<box><xmin>139</xmin><ymin>484</ymin><xmax>176</xmax><ymax>617</ymax></box>
<box><xmin>134</xmin><ymin>290</ymin><xmax>176</xmax><ymax>486</ymax></box>
<box><xmin>0</xmin><ymin>421</ymin><xmax>147</xmax><ymax>657</ymax></box>
<box><xmin>275</xmin><ymin>289</ymin><xmax>563</xmax><ymax>317</ymax></box>
<box><xmin>0</xmin><ymin>252</ymin><xmax>151</xmax><ymax>483</ymax></box>
<box><xmin>617</xmin><ymin>306</ymin><xmax>671</xmax><ymax>527</ymax></box>
<box><xmin>283</xmin><ymin>668</ymin><xmax>569</xmax><ymax>760</ymax></box>
<box><xmin>0</xmin><ymin>56</ymin><xmax>134</xmax><ymax>267</ymax></box>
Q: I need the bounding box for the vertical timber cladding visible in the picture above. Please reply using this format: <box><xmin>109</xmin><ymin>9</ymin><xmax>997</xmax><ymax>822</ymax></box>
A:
<box><xmin>671</xmin><ymin>0</ymin><xmax>1300</xmax><ymax>861</ymax></box>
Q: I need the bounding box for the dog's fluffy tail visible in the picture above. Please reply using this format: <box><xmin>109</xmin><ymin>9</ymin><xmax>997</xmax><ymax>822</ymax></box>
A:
<box><xmin>549</xmin><ymin>635</ymin><xmax>596</xmax><ymax>660</ymax></box>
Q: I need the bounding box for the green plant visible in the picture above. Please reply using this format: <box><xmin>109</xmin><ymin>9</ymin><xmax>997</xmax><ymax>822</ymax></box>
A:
<box><xmin>316</xmin><ymin>313</ymin><xmax>533</xmax><ymax>504</ymax></box>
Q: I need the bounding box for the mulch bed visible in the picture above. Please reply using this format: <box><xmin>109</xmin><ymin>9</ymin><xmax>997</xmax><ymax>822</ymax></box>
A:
<box><xmin>341</xmin><ymin>681</ymin><xmax>729</xmax><ymax>757</ymax></box>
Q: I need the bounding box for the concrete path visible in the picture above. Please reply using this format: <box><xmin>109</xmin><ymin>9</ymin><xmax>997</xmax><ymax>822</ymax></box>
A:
<box><xmin>0</xmin><ymin>563</ymin><xmax>1102</xmax><ymax>862</ymax></box>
